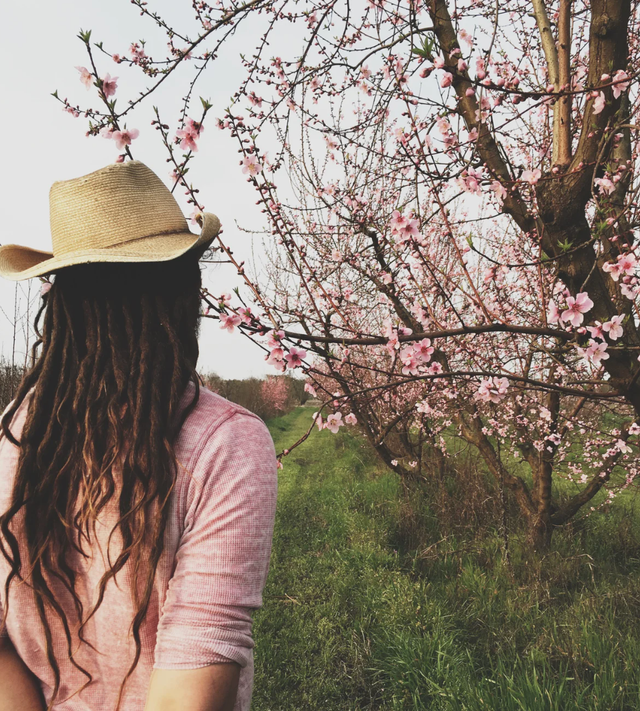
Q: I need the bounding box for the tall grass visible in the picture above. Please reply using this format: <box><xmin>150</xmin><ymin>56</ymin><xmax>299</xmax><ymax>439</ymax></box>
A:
<box><xmin>253</xmin><ymin>408</ymin><xmax>640</xmax><ymax>710</ymax></box>
<box><xmin>0</xmin><ymin>360</ymin><xmax>24</xmax><ymax>412</ymax></box>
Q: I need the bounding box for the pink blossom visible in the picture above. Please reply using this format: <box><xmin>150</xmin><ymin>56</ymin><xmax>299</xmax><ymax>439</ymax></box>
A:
<box><xmin>175</xmin><ymin>117</ymin><xmax>204</xmax><ymax>152</ymax></box>
<box><xmin>587</xmin><ymin>321</ymin><xmax>605</xmax><ymax>339</ymax></box>
<box><xmin>459</xmin><ymin>28</ymin><xmax>473</xmax><ymax>46</ymax></box>
<box><xmin>389</xmin><ymin>209</ymin><xmax>420</xmax><ymax>242</ymax></box>
<box><xmin>219</xmin><ymin>313</ymin><xmax>242</xmax><ymax>332</ymax></box>
<box><xmin>602</xmin><ymin>314</ymin><xmax>624</xmax><ymax>340</ymax></box>
<box><xmin>436</xmin><ymin>117</ymin><xmax>451</xmax><ymax>136</ymax></box>
<box><xmin>416</xmin><ymin>400</ymin><xmax>432</xmax><ymax>415</ymax></box>
<box><xmin>101</xmin><ymin>74</ymin><xmax>118</xmax><ymax>98</ymax></box>
<box><xmin>476</xmin><ymin>377</ymin><xmax>509</xmax><ymax>404</ymax></box>
<box><xmin>547</xmin><ymin>301</ymin><xmax>561</xmax><ymax>325</ymax></box>
<box><xmin>621</xmin><ymin>281</ymin><xmax>640</xmax><ymax>300</ymax></box>
<box><xmin>325</xmin><ymin>412</ymin><xmax>344</xmax><ymax>433</ymax></box>
<box><xmin>304</xmin><ymin>382</ymin><xmax>317</xmax><ymax>397</ymax></box>
<box><xmin>603</xmin><ymin>252</ymin><xmax>638</xmax><ymax>281</ymax></box>
<box><xmin>100</xmin><ymin>125</ymin><xmax>115</xmax><ymax>139</ymax></box>
<box><xmin>382</xmin><ymin>320</ymin><xmax>395</xmax><ymax>339</ymax></box>
<box><xmin>383</xmin><ymin>320</ymin><xmax>399</xmax><ymax>352</ymax></box>
<box><xmin>589</xmin><ymin>341</ymin><xmax>610</xmax><ymax>364</ymax></box>
<box><xmin>266</xmin><ymin>347</ymin><xmax>286</xmax><ymax>372</ymax></box>
<box><xmin>267</xmin><ymin>329</ymin><xmax>285</xmax><ymax>348</ymax></box>
<box><xmin>112</xmin><ymin>128</ymin><xmax>139</xmax><ymax>150</ymax></box>
<box><xmin>345</xmin><ymin>413</ymin><xmax>357</xmax><ymax>425</ymax></box>
<box><xmin>594</xmin><ymin>177</ymin><xmax>616</xmax><ymax>195</ymax></box>
<box><xmin>616</xmin><ymin>438</ymin><xmax>632</xmax><ymax>454</ymax></box>
<box><xmin>176</xmin><ymin>129</ymin><xmax>198</xmax><ymax>152</ymax></box>
<box><xmin>413</xmin><ymin>338</ymin><xmax>434</xmax><ymax>362</ymax></box>
<box><xmin>491</xmin><ymin>180</ymin><xmax>507</xmax><ymax>203</ymax></box>
<box><xmin>611</xmin><ymin>69</ymin><xmax>630</xmax><ymax>99</ymax></box>
<box><xmin>440</xmin><ymin>72</ymin><xmax>453</xmax><ymax>88</ymax></box>
<box><xmin>76</xmin><ymin>66</ymin><xmax>93</xmax><ymax>90</ymax></box>
<box><xmin>284</xmin><ymin>346</ymin><xmax>307</xmax><ymax>368</ymax></box>
<box><xmin>592</xmin><ymin>91</ymin><xmax>606</xmax><ymax>114</ymax></box>
<box><xmin>561</xmin><ymin>292</ymin><xmax>594</xmax><ymax>327</ymax></box>
<box><xmin>188</xmin><ymin>208</ymin><xmax>203</xmax><ymax>226</ymax></box>
<box><xmin>186</xmin><ymin>117</ymin><xmax>204</xmax><ymax>138</ymax></box>
<box><xmin>617</xmin><ymin>252</ymin><xmax>638</xmax><ymax>276</ymax></box>
<box><xmin>433</xmin><ymin>55</ymin><xmax>445</xmax><ymax>69</ymax></box>
<box><xmin>521</xmin><ymin>168</ymin><xmax>541</xmax><ymax>185</ymax></box>
<box><xmin>457</xmin><ymin>167</ymin><xmax>482</xmax><ymax>194</ymax></box>
<box><xmin>129</xmin><ymin>42</ymin><xmax>147</xmax><ymax>62</ymax></box>
<box><xmin>242</xmin><ymin>154</ymin><xmax>262</xmax><ymax>177</ymax></box>
<box><xmin>400</xmin><ymin>352</ymin><xmax>419</xmax><ymax>376</ymax></box>
<box><xmin>577</xmin><ymin>339</ymin><xmax>609</xmax><ymax>365</ymax></box>
<box><xmin>312</xmin><ymin>412</ymin><xmax>324</xmax><ymax>431</ymax></box>
<box><xmin>390</xmin><ymin>210</ymin><xmax>409</xmax><ymax>232</ymax></box>
<box><xmin>602</xmin><ymin>260</ymin><xmax>623</xmax><ymax>281</ymax></box>
<box><xmin>238</xmin><ymin>306</ymin><xmax>253</xmax><ymax>324</ymax></box>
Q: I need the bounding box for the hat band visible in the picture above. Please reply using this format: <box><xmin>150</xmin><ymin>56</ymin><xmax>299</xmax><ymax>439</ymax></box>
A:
<box><xmin>54</xmin><ymin>226</ymin><xmax>196</xmax><ymax>256</ymax></box>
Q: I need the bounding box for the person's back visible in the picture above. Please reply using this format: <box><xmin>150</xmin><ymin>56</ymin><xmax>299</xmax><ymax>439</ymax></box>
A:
<box><xmin>0</xmin><ymin>161</ymin><xmax>278</xmax><ymax>711</ymax></box>
<box><xmin>0</xmin><ymin>384</ymin><xmax>276</xmax><ymax>710</ymax></box>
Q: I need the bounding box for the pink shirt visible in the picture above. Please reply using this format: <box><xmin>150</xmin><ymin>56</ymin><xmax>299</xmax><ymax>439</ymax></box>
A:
<box><xmin>0</xmin><ymin>384</ymin><xmax>278</xmax><ymax>710</ymax></box>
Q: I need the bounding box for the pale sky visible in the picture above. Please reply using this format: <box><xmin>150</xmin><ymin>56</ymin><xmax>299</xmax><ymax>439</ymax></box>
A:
<box><xmin>0</xmin><ymin>0</ymin><xmax>276</xmax><ymax>378</ymax></box>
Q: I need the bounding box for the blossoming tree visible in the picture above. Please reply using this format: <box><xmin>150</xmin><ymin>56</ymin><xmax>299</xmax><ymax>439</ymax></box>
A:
<box><xmin>61</xmin><ymin>0</ymin><xmax>640</xmax><ymax>548</ymax></box>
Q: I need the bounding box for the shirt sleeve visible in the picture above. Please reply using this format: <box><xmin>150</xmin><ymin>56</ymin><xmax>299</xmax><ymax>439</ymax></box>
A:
<box><xmin>154</xmin><ymin>412</ymin><xmax>278</xmax><ymax>669</ymax></box>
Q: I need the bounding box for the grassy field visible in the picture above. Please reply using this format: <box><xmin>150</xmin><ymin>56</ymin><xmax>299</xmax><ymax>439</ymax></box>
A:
<box><xmin>252</xmin><ymin>408</ymin><xmax>640</xmax><ymax>711</ymax></box>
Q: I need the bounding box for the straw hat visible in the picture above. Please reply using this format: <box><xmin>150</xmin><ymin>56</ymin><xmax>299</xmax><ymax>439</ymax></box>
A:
<box><xmin>0</xmin><ymin>160</ymin><xmax>221</xmax><ymax>281</ymax></box>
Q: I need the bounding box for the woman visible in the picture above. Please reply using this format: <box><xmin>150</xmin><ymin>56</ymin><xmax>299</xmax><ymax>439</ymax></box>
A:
<box><xmin>0</xmin><ymin>161</ymin><xmax>278</xmax><ymax>711</ymax></box>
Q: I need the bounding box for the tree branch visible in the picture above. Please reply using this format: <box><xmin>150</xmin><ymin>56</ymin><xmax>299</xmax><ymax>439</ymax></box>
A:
<box><xmin>555</xmin><ymin>0</ymin><xmax>573</xmax><ymax>165</ymax></box>
<box><xmin>531</xmin><ymin>0</ymin><xmax>560</xmax><ymax>86</ymax></box>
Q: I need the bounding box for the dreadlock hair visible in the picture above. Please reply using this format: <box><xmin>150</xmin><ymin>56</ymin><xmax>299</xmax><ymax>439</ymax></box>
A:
<box><xmin>0</xmin><ymin>249</ymin><xmax>204</xmax><ymax>710</ymax></box>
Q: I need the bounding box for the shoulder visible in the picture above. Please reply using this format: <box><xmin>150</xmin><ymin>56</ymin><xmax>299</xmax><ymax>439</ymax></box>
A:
<box><xmin>179</xmin><ymin>384</ymin><xmax>269</xmax><ymax>444</ymax></box>
<box><xmin>176</xmin><ymin>384</ymin><xmax>276</xmax><ymax>484</ymax></box>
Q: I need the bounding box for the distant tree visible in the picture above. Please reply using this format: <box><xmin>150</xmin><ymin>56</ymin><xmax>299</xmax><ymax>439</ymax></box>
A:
<box><xmin>201</xmin><ymin>373</ymin><xmax>303</xmax><ymax>419</ymax></box>
<box><xmin>261</xmin><ymin>376</ymin><xmax>291</xmax><ymax>417</ymax></box>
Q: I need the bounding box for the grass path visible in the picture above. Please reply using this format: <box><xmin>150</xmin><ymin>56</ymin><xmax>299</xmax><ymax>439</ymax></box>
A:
<box><xmin>251</xmin><ymin>408</ymin><xmax>640</xmax><ymax>710</ymax></box>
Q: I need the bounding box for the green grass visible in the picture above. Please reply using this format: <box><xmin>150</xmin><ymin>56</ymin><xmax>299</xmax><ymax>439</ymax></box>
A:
<box><xmin>252</xmin><ymin>408</ymin><xmax>640</xmax><ymax>710</ymax></box>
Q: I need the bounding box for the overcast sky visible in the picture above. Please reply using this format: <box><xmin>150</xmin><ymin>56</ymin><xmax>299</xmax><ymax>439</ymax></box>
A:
<box><xmin>0</xmin><ymin>0</ymin><xmax>278</xmax><ymax>378</ymax></box>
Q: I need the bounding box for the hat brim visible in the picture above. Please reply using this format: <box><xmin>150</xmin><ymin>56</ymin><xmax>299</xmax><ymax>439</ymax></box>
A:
<box><xmin>0</xmin><ymin>212</ymin><xmax>220</xmax><ymax>281</ymax></box>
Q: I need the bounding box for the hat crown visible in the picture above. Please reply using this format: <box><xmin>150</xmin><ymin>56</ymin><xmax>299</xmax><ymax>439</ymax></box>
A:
<box><xmin>49</xmin><ymin>161</ymin><xmax>189</xmax><ymax>256</ymax></box>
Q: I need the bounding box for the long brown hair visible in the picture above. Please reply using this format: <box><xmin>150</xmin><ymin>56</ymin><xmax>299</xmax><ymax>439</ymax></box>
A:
<box><xmin>0</xmin><ymin>251</ymin><xmax>203</xmax><ymax>708</ymax></box>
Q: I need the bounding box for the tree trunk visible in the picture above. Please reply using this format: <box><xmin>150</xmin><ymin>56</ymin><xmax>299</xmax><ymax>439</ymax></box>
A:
<box><xmin>529</xmin><ymin>513</ymin><xmax>553</xmax><ymax>551</ymax></box>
